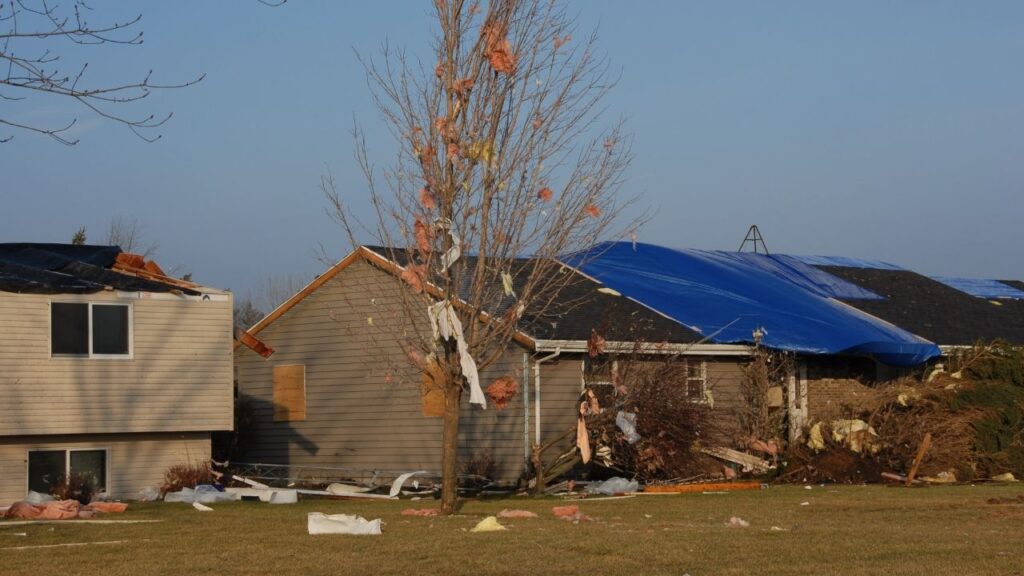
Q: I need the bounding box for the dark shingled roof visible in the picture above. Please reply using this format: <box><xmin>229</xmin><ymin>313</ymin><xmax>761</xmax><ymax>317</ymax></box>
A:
<box><xmin>0</xmin><ymin>243</ymin><xmax>199</xmax><ymax>295</ymax></box>
<box><xmin>1001</xmin><ymin>280</ymin><xmax>1024</xmax><ymax>293</ymax></box>
<box><xmin>818</xmin><ymin>266</ymin><xmax>1024</xmax><ymax>346</ymax></box>
<box><xmin>364</xmin><ymin>245</ymin><xmax>700</xmax><ymax>344</ymax></box>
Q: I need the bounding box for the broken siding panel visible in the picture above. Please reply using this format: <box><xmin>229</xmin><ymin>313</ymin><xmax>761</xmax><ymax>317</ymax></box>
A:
<box><xmin>0</xmin><ymin>432</ymin><xmax>209</xmax><ymax>502</ymax></box>
<box><xmin>235</xmin><ymin>259</ymin><xmax>530</xmax><ymax>482</ymax></box>
<box><xmin>0</xmin><ymin>291</ymin><xmax>234</xmax><ymax>437</ymax></box>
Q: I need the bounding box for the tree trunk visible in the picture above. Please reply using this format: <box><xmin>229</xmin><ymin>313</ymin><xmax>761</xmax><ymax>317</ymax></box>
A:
<box><xmin>440</xmin><ymin>379</ymin><xmax>462</xmax><ymax>515</ymax></box>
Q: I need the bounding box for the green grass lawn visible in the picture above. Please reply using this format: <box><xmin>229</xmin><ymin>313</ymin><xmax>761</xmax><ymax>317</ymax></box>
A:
<box><xmin>2</xmin><ymin>484</ymin><xmax>1022</xmax><ymax>575</ymax></box>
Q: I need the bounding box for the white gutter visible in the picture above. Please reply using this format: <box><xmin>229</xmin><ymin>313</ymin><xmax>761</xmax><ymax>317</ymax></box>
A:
<box><xmin>532</xmin><ymin>348</ymin><xmax>561</xmax><ymax>446</ymax></box>
<box><xmin>533</xmin><ymin>340</ymin><xmax>752</xmax><ymax>356</ymax></box>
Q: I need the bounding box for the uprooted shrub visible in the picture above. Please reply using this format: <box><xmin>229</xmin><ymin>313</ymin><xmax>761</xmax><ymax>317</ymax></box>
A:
<box><xmin>461</xmin><ymin>450</ymin><xmax>497</xmax><ymax>480</ymax></box>
<box><xmin>161</xmin><ymin>462</ymin><xmax>215</xmax><ymax>495</ymax></box>
<box><xmin>50</xmin><ymin>472</ymin><xmax>97</xmax><ymax>505</ymax></box>
<box><xmin>735</xmin><ymin>342</ymin><xmax>790</xmax><ymax>450</ymax></box>
<box><xmin>578</xmin><ymin>354</ymin><xmax>729</xmax><ymax>481</ymax></box>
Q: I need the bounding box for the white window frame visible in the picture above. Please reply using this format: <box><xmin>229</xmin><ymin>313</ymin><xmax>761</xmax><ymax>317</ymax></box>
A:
<box><xmin>580</xmin><ymin>357</ymin><xmax>617</xmax><ymax>391</ymax></box>
<box><xmin>49</xmin><ymin>301</ymin><xmax>134</xmax><ymax>359</ymax></box>
<box><xmin>685</xmin><ymin>359</ymin><xmax>709</xmax><ymax>403</ymax></box>
<box><xmin>26</xmin><ymin>447</ymin><xmax>111</xmax><ymax>495</ymax></box>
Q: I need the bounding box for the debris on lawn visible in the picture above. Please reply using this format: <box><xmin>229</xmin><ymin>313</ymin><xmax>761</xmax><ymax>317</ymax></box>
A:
<box><xmin>307</xmin><ymin>513</ymin><xmax>382</xmax><ymax>535</ymax></box>
<box><xmin>389</xmin><ymin>471</ymin><xmax>428</xmax><ymax>497</ymax></box>
<box><xmin>137</xmin><ymin>487</ymin><xmax>161</xmax><ymax>502</ymax></box>
<box><xmin>401</xmin><ymin>508</ymin><xmax>440</xmax><ymax>516</ymax></box>
<box><xmin>587</xmin><ymin>477</ymin><xmax>638</xmax><ymax>495</ymax></box>
<box><xmin>992</xmin><ymin>473</ymin><xmax>1019</xmax><ymax>483</ymax></box>
<box><xmin>702</xmin><ymin>447</ymin><xmax>773</xmax><ymax>473</ymax></box>
<box><xmin>642</xmin><ymin>481</ymin><xmax>762</xmax><ymax>494</ymax></box>
<box><xmin>192</xmin><ymin>502</ymin><xmax>214</xmax><ymax>512</ymax></box>
<box><xmin>497</xmin><ymin>509</ymin><xmax>538</xmax><ymax>519</ymax></box>
<box><xmin>552</xmin><ymin>504</ymin><xmax>592</xmax><ymax>522</ymax></box>
<box><xmin>727</xmin><ymin>516</ymin><xmax>750</xmax><ymax>528</ymax></box>
<box><xmin>3</xmin><ymin>499</ymin><xmax>129</xmax><ymax>520</ymax></box>
<box><xmin>165</xmin><ymin>485</ymin><xmax>237</xmax><ymax>504</ymax></box>
<box><xmin>470</xmin><ymin>516</ymin><xmax>507</xmax><ymax>532</ymax></box>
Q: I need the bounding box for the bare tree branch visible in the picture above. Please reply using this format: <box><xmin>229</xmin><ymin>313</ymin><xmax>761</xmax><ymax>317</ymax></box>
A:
<box><xmin>0</xmin><ymin>0</ymin><xmax>204</xmax><ymax>144</ymax></box>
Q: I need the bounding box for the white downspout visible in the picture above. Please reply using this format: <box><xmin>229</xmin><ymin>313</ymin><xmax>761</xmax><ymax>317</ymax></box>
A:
<box><xmin>533</xmin><ymin>349</ymin><xmax>561</xmax><ymax>446</ymax></box>
<box><xmin>522</xmin><ymin>352</ymin><xmax>531</xmax><ymax>468</ymax></box>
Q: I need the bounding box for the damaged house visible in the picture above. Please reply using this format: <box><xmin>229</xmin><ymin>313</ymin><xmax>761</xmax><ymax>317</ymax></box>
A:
<box><xmin>0</xmin><ymin>244</ymin><xmax>233</xmax><ymax>502</ymax></box>
<box><xmin>570</xmin><ymin>242</ymin><xmax>1024</xmax><ymax>435</ymax></box>
<box><xmin>233</xmin><ymin>241</ymin><xmax>972</xmax><ymax>484</ymax></box>
<box><xmin>232</xmin><ymin>246</ymin><xmax>756</xmax><ymax>484</ymax></box>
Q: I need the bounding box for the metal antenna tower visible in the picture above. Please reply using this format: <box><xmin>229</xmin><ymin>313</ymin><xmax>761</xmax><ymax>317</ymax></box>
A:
<box><xmin>738</xmin><ymin>224</ymin><xmax>769</xmax><ymax>254</ymax></box>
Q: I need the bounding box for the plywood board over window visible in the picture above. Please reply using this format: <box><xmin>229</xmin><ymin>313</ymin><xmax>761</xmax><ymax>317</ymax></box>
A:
<box><xmin>273</xmin><ymin>364</ymin><xmax>306</xmax><ymax>422</ymax></box>
<box><xmin>421</xmin><ymin>358</ymin><xmax>445</xmax><ymax>417</ymax></box>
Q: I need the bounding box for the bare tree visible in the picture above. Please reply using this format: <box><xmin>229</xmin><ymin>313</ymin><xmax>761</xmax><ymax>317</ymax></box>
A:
<box><xmin>0</xmin><ymin>0</ymin><xmax>204</xmax><ymax>144</ymax></box>
<box><xmin>234</xmin><ymin>297</ymin><xmax>264</xmax><ymax>332</ymax></box>
<box><xmin>325</xmin><ymin>0</ymin><xmax>635</xmax><ymax>514</ymax></box>
<box><xmin>106</xmin><ymin>216</ymin><xmax>157</xmax><ymax>258</ymax></box>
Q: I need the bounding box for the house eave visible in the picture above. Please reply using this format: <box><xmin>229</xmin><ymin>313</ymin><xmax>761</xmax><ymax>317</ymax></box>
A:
<box><xmin>532</xmin><ymin>339</ymin><xmax>753</xmax><ymax>356</ymax></box>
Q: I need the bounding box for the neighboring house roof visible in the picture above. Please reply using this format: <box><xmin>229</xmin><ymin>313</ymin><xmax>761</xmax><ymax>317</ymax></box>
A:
<box><xmin>1002</xmin><ymin>280</ymin><xmax>1024</xmax><ymax>293</ymax></box>
<box><xmin>0</xmin><ymin>243</ymin><xmax>201</xmax><ymax>295</ymax></box>
<box><xmin>563</xmin><ymin>242</ymin><xmax>941</xmax><ymax>366</ymax></box>
<box><xmin>240</xmin><ymin>245</ymin><xmax>703</xmax><ymax>353</ymax></box>
<box><xmin>815</xmin><ymin>266</ymin><xmax>1024</xmax><ymax>346</ymax></box>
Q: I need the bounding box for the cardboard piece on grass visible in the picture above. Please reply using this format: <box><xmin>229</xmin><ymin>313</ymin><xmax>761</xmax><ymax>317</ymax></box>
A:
<box><xmin>307</xmin><ymin>513</ymin><xmax>382</xmax><ymax>535</ymax></box>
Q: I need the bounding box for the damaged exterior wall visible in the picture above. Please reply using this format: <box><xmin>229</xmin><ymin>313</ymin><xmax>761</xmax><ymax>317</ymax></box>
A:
<box><xmin>0</xmin><ymin>433</ymin><xmax>209</xmax><ymax>504</ymax></box>
<box><xmin>803</xmin><ymin>357</ymin><xmax>878</xmax><ymax>421</ymax></box>
<box><xmin>0</xmin><ymin>289</ymin><xmax>233</xmax><ymax>500</ymax></box>
<box><xmin>234</xmin><ymin>258</ymin><xmax>533</xmax><ymax>482</ymax></box>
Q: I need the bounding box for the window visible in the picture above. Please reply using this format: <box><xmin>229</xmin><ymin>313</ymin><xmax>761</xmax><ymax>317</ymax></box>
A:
<box><xmin>51</xmin><ymin>303</ymin><xmax>131</xmax><ymax>357</ymax></box>
<box><xmin>273</xmin><ymin>364</ymin><xmax>306</xmax><ymax>422</ymax></box>
<box><xmin>684</xmin><ymin>360</ymin><xmax>707</xmax><ymax>401</ymax></box>
<box><xmin>27</xmin><ymin>449</ymin><xmax>108</xmax><ymax>494</ymax></box>
<box><xmin>583</xmin><ymin>357</ymin><xmax>619</xmax><ymax>407</ymax></box>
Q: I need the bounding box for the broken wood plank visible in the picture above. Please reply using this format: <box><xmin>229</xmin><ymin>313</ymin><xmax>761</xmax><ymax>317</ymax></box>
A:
<box><xmin>643</xmin><ymin>481</ymin><xmax>762</xmax><ymax>494</ymax></box>
<box><xmin>701</xmin><ymin>447</ymin><xmax>772</xmax><ymax>472</ymax></box>
<box><xmin>909</xmin><ymin>430</ymin><xmax>933</xmax><ymax>483</ymax></box>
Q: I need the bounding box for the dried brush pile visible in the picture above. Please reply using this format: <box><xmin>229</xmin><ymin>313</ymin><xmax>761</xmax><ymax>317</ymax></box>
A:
<box><xmin>786</xmin><ymin>343</ymin><xmax>1024</xmax><ymax>482</ymax></box>
<box><xmin>580</xmin><ymin>356</ymin><xmax>727</xmax><ymax>481</ymax></box>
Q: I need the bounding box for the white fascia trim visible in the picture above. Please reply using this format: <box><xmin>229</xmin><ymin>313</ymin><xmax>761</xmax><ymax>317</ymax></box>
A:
<box><xmin>533</xmin><ymin>339</ymin><xmax>753</xmax><ymax>356</ymax></box>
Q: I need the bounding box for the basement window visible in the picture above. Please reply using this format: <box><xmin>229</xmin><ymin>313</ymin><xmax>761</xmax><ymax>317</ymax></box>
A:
<box><xmin>27</xmin><ymin>449</ymin><xmax>108</xmax><ymax>494</ymax></box>
<box><xmin>50</xmin><ymin>303</ymin><xmax>131</xmax><ymax>357</ymax></box>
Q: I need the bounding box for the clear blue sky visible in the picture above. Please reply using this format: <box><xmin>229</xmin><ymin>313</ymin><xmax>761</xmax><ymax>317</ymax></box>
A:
<box><xmin>2</xmin><ymin>1</ymin><xmax>1022</xmax><ymax>299</ymax></box>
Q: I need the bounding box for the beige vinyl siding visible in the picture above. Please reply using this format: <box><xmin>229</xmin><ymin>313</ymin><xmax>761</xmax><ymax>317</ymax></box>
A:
<box><xmin>0</xmin><ymin>290</ymin><xmax>234</xmax><ymax>436</ymax></box>
<box><xmin>235</xmin><ymin>259</ymin><xmax>532</xmax><ymax>482</ymax></box>
<box><xmin>0</xmin><ymin>432</ymin><xmax>210</xmax><ymax>502</ymax></box>
<box><xmin>535</xmin><ymin>357</ymin><xmax>584</xmax><ymax>460</ymax></box>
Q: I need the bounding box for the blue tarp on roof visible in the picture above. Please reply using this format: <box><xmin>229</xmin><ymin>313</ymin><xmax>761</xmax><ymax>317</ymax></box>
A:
<box><xmin>789</xmin><ymin>254</ymin><xmax>904</xmax><ymax>270</ymax></box>
<box><xmin>562</xmin><ymin>242</ymin><xmax>940</xmax><ymax>366</ymax></box>
<box><xmin>930</xmin><ymin>276</ymin><xmax>1024</xmax><ymax>300</ymax></box>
